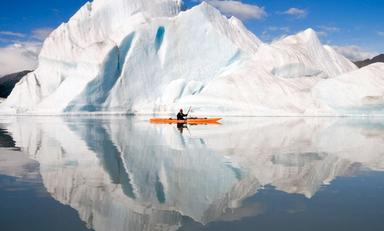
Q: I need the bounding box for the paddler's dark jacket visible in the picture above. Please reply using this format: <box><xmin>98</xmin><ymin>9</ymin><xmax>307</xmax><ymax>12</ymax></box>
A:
<box><xmin>177</xmin><ymin>112</ymin><xmax>187</xmax><ymax>120</ymax></box>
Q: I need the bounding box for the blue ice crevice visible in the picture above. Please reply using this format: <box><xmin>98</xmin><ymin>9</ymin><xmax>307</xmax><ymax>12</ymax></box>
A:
<box><xmin>64</xmin><ymin>32</ymin><xmax>135</xmax><ymax>112</ymax></box>
<box><xmin>155</xmin><ymin>26</ymin><xmax>165</xmax><ymax>52</ymax></box>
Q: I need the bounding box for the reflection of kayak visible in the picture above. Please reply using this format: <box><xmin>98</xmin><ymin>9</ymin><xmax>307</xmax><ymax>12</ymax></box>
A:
<box><xmin>150</xmin><ymin>118</ymin><xmax>222</xmax><ymax>124</ymax></box>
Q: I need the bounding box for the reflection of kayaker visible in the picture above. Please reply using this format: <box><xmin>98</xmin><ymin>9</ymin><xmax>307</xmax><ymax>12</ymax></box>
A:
<box><xmin>177</xmin><ymin>123</ymin><xmax>187</xmax><ymax>133</ymax></box>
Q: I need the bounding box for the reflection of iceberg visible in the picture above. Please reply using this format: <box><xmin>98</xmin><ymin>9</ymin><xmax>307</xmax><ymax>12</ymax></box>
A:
<box><xmin>0</xmin><ymin>123</ymin><xmax>38</xmax><ymax>179</ymax></box>
<box><xmin>3</xmin><ymin>117</ymin><xmax>384</xmax><ymax>230</ymax></box>
<box><xmin>67</xmin><ymin>118</ymin><xmax>240</xmax><ymax>221</ymax></box>
<box><xmin>200</xmin><ymin>118</ymin><xmax>384</xmax><ymax>198</ymax></box>
<box><xmin>0</xmin><ymin>148</ymin><xmax>39</xmax><ymax>180</ymax></box>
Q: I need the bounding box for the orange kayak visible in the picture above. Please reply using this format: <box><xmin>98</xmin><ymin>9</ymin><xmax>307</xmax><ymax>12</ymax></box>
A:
<box><xmin>150</xmin><ymin>117</ymin><xmax>222</xmax><ymax>124</ymax></box>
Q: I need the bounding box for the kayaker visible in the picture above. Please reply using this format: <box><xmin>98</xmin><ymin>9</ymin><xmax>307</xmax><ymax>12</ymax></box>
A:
<box><xmin>177</xmin><ymin>109</ymin><xmax>188</xmax><ymax>120</ymax></box>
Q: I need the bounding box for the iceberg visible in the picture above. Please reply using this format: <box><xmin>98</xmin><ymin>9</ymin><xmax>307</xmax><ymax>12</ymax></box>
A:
<box><xmin>0</xmin><ymin>0</ymin><xmax>382</xmax><ymax>115</ymax></box>
<box><xmin>313</xmin><ymin>63</ymin><xmax>384</xmax><ymax>114</ymax></box>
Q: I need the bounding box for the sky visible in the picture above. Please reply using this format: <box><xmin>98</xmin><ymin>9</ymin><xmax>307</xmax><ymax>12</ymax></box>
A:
<box><xmin>0</xmin><ymin>0</ymin><xmax>383</xmax><ymax>75</ymax></box>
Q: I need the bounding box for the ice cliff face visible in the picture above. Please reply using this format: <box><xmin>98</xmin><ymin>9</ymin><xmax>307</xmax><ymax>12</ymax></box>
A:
<box><xmin>1</xmin><ymin>0</ymin><xmax>382</xmax><ymax>115</ymax></box>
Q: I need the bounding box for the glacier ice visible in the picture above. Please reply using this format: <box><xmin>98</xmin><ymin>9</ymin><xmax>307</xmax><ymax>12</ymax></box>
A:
<box><xmin>313</xmin><ymin>63</ymin><xmax>384</xmax><ymax>114</ymax></box>
<box><xmin>0</xmin><ymin>0</ymin><xmax>383</xmax><ymax>115</ymax></box>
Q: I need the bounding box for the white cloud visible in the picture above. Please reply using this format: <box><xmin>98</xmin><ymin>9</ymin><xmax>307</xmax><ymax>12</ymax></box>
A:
<box><xmin>316</xmin><ymin>26</ymin><xmax>340</xmax><ymax>37</ymax></box>
<box><xmin>282</xmin><ymin>8</ymin><xmax>308</xmax><ymax>19</ymax></box>
<box><xmin>315</xmin><ymin>30</ymin><xmax>327</xmax><ymax>37</ymax></box>
<box><xmin>266</xmin><ymin>26</ymin><xmax>290</xmax><ymax>33</ymax></box>
<box><xmin>377</xmin><ymin>31</ymin><xmax>384</xmax><ymax>37</ymax></box>
<box><xmin>318</xmin><ymin>26</ymin><xmax>340</xmax><ymax>33</ymax></box>
<box><xmin>0</xmin><ymin>27</ymin><xmax>54</xmax><ymax>76</ymax></box>
<box><xmin>0</xmin><ymin>42</ymin><xmax>41</xmax><ymax>76</ymax></box>
<box><xmin>261</xmin><ymin>26</ymin><xmax>290</xmax><ymax>42</ymax></box>
<box><xmin>0</xmin><ymin>31</ymin><xmax>25</xmax><ymax>38</ymax></box>
<box><xmin>0</xmin><ymin>37</ymin><xmax>14</xmax><ymax>43</ymax></box>
<box><xmin>32</xmin><ymin>27</ymin><xmax>53</xmax><ymax>41</ymax></box>
<box><xmin>332</xmin><ymin>45</ymin><xmax>378</xmax><ymax>62</ymax></box>
<box><xmin>316</xmin><ymin>26</ymin><xmax>341</xmax><ymax>37</ymax></box>
<box><xmin>198</xmin><ymin>0</ymin><xmax>267</xmax><ymax>20</ymax></box>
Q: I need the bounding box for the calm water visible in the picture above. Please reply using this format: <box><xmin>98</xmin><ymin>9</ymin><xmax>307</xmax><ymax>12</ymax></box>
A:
<box><xmin>0</xmin><ymin>116</ymin><xmax>384</xmax><ymax>231</ymax></box>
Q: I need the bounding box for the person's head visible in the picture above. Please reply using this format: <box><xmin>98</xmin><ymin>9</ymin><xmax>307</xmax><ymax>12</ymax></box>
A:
<box><xmin>180</xmin><ymin>109</ymin><xmax>183</xmax><ymax>112</ymax></box>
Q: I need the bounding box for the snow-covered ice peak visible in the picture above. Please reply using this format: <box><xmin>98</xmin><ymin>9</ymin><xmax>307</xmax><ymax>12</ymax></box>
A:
<box><xmin>180</xmin><ymin>1</ymin><xmax>262</xmax><ymax>53</ymax></box>
<box><xmin>274</xmin><ymin>28</ymin><xmax>321</xmax><ymax>46</ymax></box>
<box><xmin>41</xmin><ymin>0</ymin><xmax>183</xmax><ymax>59</ymax></box>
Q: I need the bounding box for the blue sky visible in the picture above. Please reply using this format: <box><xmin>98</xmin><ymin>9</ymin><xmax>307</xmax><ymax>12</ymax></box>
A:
<box><xmin>0</xmin><ymin>0</ymin><xmax>383</xmax><ymax>75</ymax></box>
<box><xmin>185</xmin><ymin>0</ymin><xmax>384</xmax><ymax>53</ymax></box>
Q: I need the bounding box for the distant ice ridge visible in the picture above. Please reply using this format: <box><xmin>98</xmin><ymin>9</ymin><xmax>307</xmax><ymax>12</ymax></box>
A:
<box><xmin>0</xmin><ymin>0</ymin><xmax>382</xmax><ymax>115</ymax></box>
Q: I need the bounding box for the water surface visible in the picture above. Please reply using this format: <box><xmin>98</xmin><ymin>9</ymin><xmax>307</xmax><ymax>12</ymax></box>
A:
<box><xmin>0</xmin><ymin>116</ymin><xmax>384</xmax><ymax>231</ymax></box>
